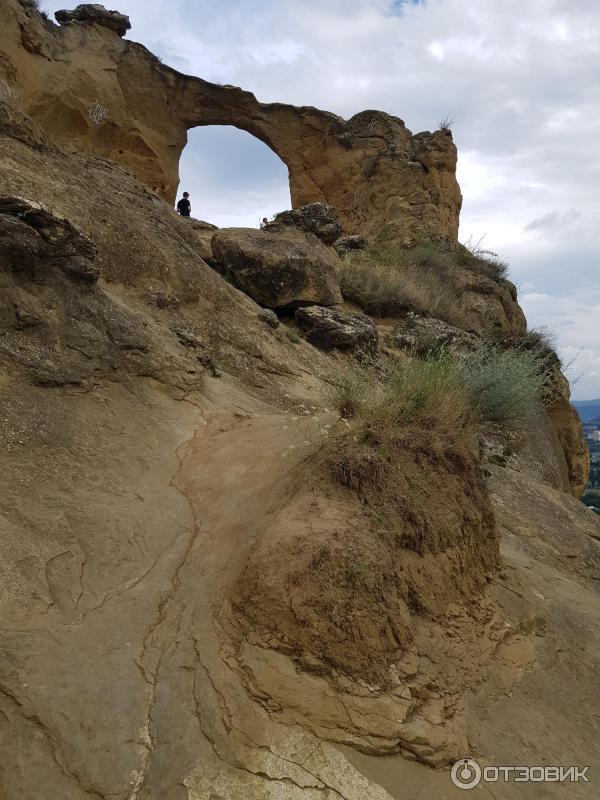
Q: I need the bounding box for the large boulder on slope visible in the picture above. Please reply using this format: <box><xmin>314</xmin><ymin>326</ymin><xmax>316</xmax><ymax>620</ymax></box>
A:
<box><xmin>211</xmin><ymin>226</ymin><xmax>343</xmax><ymax>310</ymax></box>
<box><xmin>295</xmin><ymin>305</ymin><xmax>378</xmax><ymax>354</ymax></box>
<box><xmin>269</xmin><ymin>203</ymin><xmax>343</xmax><ymax>245</ymax></box>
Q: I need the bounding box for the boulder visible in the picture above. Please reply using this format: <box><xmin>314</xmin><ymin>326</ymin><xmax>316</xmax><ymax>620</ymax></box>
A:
<box><xmin>334</xmin><ymin>235</ymin><xmax>367</xmax><ymax>258</ymax></box>
<box><xmin>0</xmin><ymin>197</ymin><xmax>99</xmax><ymax>283</ymax></box>
<box><xmin>387</xmin><ymin>315</ymin><xmax>479</xmax><ymax>356</ymax></box>
<box><xmin>295</xmin><ymin>305</ymin><xmax>378</xmax><ymax>354</ymax></box>
<box><xmin>269</xmin><ymin>203</ymin><xmax>343</xmax><ymax>245</ymax></box>
<box><xmin>257</xmin><ymin>308</ymin><xmax>280</xmax><ymax>329</ymax></box>
<box><xmin>55</xmin><ymin>4</ymin><xmax>131</xmax><ymax>37</ymax></box>
<box><xmin>211</xmin><ymin>226</ymin><xmax>343</xmax><ymax>310</ymax></box>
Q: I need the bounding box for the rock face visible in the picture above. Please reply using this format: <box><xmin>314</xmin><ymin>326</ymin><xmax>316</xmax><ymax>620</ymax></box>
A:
<box><xmin>455</xmin><ymin>272</ymin><xmax>526</xmax><ymax>336</ymax></box>
<box><xmin>211</xmin><ymin>226</ymin><xmax>343</xmax><ymax>310</ymax></box>
<box><xmin>0</xmin><ymin>0</ymin><xmax>461</xmax><ymax>242</ymax></box>
<box><xmin>386</xmin><ymin>315</ymin><xmax>479</xmax><ymax>356</ymax></box>
<box><xmin>54</xmin><ymin>4</ymin><xmax>131</xmax><ymax>37</ymax></box>
<box><xmin>0</xmin><ymin>196</ymin><xmax>100</xmax><ymax>283</ymax></box>
<box><xmin>546</xmin><ymin>372</ymin><xmax>591</xmax><ymax>497</ymax></box>
<box><xmin>1</xmin><ymin>38</ymin><xmax>599</xmax><ymax>800</ymax></box>
<box><xmin>295</xmin><ymin>305</ymin><xmax>378</xmax><ymax>354</ymax></box>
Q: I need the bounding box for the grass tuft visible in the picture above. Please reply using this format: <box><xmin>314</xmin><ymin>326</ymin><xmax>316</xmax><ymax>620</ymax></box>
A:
<box><xmin>285</xmin><ymin>328</ymin><xmax>301</xmax><ymax>345</ymax></box>
<box><xmin>438</xmin><ymin>115</ymin><xmax>455</xmax><ymax>131</ymax></box>
<box><xmin>341</xmin><ymin>242</ymin><xmax>456</xmax><ymax>320</ymax></box>
<box><xmin>327</xmin><ymin>344</ymin><xmax>549</xmax><ymax>433</ymax></box>
<box><xmin>457</xmin><ymin>237</ymin><xmax>509</xmax><ymax>281</ymax></box>
<box><xmin>457</xmin><ymin>345</ymin><xmax>548</xmax><ymax>424</ymax></box>
<box><xmin>326</xmin><ymin>369</ymin><xmax>374</xmax><ymax>419</ymax></box>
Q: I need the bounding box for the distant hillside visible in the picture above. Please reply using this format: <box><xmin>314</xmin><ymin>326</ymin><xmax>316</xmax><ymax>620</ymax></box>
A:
<box><xmin>573</xmin><ymin>399</ymin><xmax>600</xmax><ymax>422</ymax></box>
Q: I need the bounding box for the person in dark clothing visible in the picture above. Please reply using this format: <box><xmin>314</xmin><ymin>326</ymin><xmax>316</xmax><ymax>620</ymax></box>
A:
<box><xmin>177</xmin><ymin>192</ymin><xmax>191</xmax><ymax>218</ymax></box>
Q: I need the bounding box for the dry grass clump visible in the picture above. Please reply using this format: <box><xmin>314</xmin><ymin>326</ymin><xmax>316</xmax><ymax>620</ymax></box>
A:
<box><xmin>341</xmin><ymin>238</ymin><xmax>509</xmax><ymax>323</ymax></box>
<box><xmin>341</xmin><ymin>242</ymin><xmax>457</xmax><ymax>319</ymax></box>
<box><xmin>456</xmin><ymin>237</ymin><xmax>509</xmax><ymax>281</ymax></box>
<box><xmin>370</xmin><ymin>358</ymin><xmax>473</xmax><ymax>437</ymax></box>
<box><xmin>327</xmin><ymin>357</ymin><xmax>477</xmax><ymax>456</ymax></box>
<box><xmin>325</xmin><ymin>369</ymin><xmax>375</xmax><ymax>419</ymax></box>
<box><xmin>327</xmin><ymin>344</ymin><xmax>549</xmax><ymax>438</ymax></box>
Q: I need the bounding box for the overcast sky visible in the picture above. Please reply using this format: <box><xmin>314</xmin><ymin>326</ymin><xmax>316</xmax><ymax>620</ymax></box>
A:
<box><xmin>45</xmin><ymin>0</ymin><xmax>600</xmax><ymax>399</ymax></box>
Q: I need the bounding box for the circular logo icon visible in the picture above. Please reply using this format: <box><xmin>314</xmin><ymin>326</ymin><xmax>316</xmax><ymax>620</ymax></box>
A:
<box><xmin>451</xmin><ymin>759</ymin><xmax>482</xmax><ymax>790</ymax></box>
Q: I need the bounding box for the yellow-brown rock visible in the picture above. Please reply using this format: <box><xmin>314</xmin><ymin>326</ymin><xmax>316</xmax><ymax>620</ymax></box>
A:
<box><xmin>0</xmin><ymin>0</ymin><xmax>462</xmax><ymax>242</ymax></box>
<box><xmin>546</xmin><ymin>372</ymin><xmax>591</xmax><ymax>497</ymax></box>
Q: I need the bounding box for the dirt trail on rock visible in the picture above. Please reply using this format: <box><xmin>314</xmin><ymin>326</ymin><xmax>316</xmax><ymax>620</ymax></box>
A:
<box><xmin>1</xmin><ymin>373</ymin><xmax>599</xmax><ymax>799</ymax></box>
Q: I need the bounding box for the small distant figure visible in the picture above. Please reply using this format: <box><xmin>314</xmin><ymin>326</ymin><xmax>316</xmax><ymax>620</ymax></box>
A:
<box><xmin>177</xmin><ymin>192</ymin><xmax>191</xmax><ymax>218</ymax></box>
<box><xmin>260</xmin><ymin>217</ymin><xmax>269</xmax><ymax>230</ymax></box>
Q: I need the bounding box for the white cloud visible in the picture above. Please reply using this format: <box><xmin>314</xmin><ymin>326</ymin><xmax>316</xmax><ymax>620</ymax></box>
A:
<box><xmin>524</xmin><ymin>209</ymin><xmax>581</xmax><ymax>235</ymax></box>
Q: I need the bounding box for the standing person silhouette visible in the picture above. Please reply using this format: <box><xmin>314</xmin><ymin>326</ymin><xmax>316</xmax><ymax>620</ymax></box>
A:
<box><xmin>177</xmin><ymin>191</ymin><xmax>191</xmax><ymax>218</ymax></box>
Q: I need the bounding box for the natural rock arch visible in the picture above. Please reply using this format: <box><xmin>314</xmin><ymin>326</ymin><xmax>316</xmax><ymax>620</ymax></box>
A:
<box><xmin>0</xmin><ymin>0</ymin><xmax>462</xmax><ymax>243</ymax></box>
<box><xmin>178</xmin><ymin>125</ymin><xmax>291</xmax><ymax>226</ymax></box>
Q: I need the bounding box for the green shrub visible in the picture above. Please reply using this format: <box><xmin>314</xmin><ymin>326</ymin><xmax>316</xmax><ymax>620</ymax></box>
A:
<box><xmin>457</xmin><ymin>345</ymin><xmax>547</xmax><ymax>424</ymax></box>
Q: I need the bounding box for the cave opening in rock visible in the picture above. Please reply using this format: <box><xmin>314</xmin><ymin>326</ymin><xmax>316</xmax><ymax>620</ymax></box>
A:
<box><xmin>178</xmin><ymin>126</ymin><xmax>292</xmax><ymax>229</ymax></box>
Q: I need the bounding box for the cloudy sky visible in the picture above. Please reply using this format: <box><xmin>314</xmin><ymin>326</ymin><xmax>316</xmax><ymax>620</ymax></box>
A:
<box><xmin>44</xmin><ymin>0</ymin><xmax>600</xmax><ymax>398</ymax></box>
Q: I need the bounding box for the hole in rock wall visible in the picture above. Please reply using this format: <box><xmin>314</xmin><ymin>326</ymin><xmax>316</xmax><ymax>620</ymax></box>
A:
<box><xmin>178</xmin><ymin>126</ymin><xmax>292</xmax><ymax>229</ymax></box>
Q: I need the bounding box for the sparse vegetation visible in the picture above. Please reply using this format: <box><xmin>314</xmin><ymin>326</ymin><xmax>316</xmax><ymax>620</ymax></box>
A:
<box><xmin>328</xmin><ymin>344</ymin><xmax>549</xmax><ymax>434</ymax></box>
<box><xmin>371</xmin><ymin>358</ymin><xmax>473</xmax><ymax>436</ymax></box>
<box><xmin>341</xmin><ymin>239</ymin><xmax>510</xmax><ymax>324</ymax></box>
<box><xmin>285</xmin><ymin>328</ymin><xmax>301</xmax><ymax>345</ymax></box>
<box><xmin>341</xmin><ymin>242</ymin><xmax>457</xmax><ymax>320</ymax></box>
<box><xmin>458</xmin><ymin>345</ymin><xmax>548</xmax><ymax>424</ymax></box>
<box><xmin>326</xmin><ymin>369</ymin><xmax>375</xmax><ymax>420</ymax></box>
<box><xmin>437</xmin><ymin>115</ymin><xmax>455</xmax><ymax>131</ymax></box>
<box><xmin>457</xmin><ymin>237</ymin><xmax>509</xmax><ymax>281</ymax></box>
<box><xmin>485</xmin><ymin>326</ymin><xmax>560</xmax><ymax>367</ymax></box>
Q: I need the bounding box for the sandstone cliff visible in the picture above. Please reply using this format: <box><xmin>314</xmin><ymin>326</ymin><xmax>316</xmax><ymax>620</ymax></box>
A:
<box><xmin>0</xmin><ymin>5</ymin><xmax>598</xmax><ymax>800</ymax></box>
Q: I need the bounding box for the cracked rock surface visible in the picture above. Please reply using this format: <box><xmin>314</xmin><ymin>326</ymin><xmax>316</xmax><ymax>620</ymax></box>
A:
<box><xmin>1</xmin><ymin>33</ymin><xmax>600</xmax><ymax>800</ymax></box>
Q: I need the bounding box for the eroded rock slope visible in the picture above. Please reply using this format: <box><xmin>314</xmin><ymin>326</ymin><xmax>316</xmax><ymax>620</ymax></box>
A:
<box><xmin>0</xmin><ymin>6</ymin><xmax>598</xmax><ymax>800</ymax></box>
